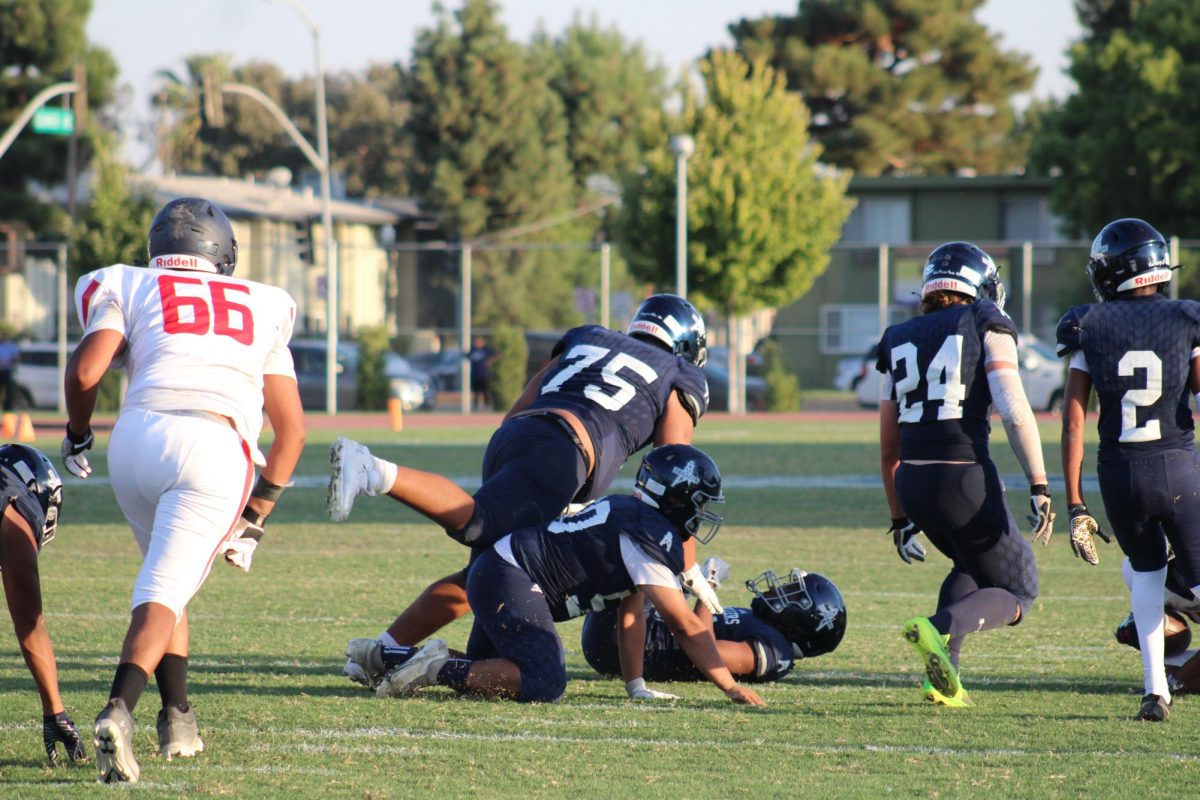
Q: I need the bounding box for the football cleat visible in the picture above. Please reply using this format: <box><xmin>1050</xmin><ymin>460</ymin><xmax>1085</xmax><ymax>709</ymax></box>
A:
<box><xmin>157</xmin><ymin>704</ymin><xmax>203</xmax><ymax>760</ymax></box>
<box><xmin>1136</xmin><ymin>693</ymin><xmax>1171</xmax><ymax>722</ymax></box>
<box><xmin>921</xmin><ymin>679</ymin><xmax>974</xmax><ymax>708</ymax></box>
<box><xmin>344</xmin><ymin>637</ymin><xmax>387</xmax><ymax>689</ymax></box>
<box><xmin>903</xmin><ymin>616</ymin><xmax>963</xmax><ymax>699</ymax></box>
<box><xmin>94</xmin><ymin>699</ymin><xmax>140</xmax><ymax>784</ymax></box>
<box><xmin>375</xmin><ymin>639</ymin><xmax>450</xmax><ymax>698</ymax></box>
<box><xmin>328</xmin><ymin>437</ymin><xmax>378</xmax><ymax>522</ymax></box>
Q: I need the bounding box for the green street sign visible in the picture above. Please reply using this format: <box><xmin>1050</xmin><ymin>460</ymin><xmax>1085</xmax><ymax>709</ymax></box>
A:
<box><xmin>31</xmin><ymin>107</ymin><xmax>74</xmax><ymax>136</ymax></box>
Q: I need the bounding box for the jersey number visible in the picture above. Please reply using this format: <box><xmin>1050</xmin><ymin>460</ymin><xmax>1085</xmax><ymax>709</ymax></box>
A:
<box><xmin>1118</xmin><ymin>350</ymin><xmax>1162</xmax><ymax>442</ymax></box>
<box><xmin>890</xmin><ymin>336</ymin><xmax>966</xmax><ymax>422</ymax></box>
<box><xmin>541</xmin><ymin>344</ymin><xmax>658</xmax><ymax>411</ymax></box>
<box><xmin>158</xmin><ymin>275</ymin><xmax>254</xmax><ymax>345</ymax></box>
<box><xmin>545</xmin><ymin>500</ymin><xmax>631</xmax><ymax>618</ymax></box>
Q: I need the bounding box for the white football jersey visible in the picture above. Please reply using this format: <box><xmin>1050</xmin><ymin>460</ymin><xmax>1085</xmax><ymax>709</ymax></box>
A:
<box><xmin>75</xmin><ymin>263</ymin><xmax>298</xmax><ymax>463</ymax></box>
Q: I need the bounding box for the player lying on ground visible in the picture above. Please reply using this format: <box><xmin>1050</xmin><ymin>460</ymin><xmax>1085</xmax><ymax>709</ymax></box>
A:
<box><xmin>878</xmin><ymin>242</ymin><xmax>1052</xmax><ymax>709</ymax></box>
<box><xmin>581</xmin><ymin>564</ymin><xmax>845</xmax><ymax>691</ymax></box>
<box><xmin>1056</xmin><ymin>217</ymin><xmax>1200</xmax><ymax>722</ymax></box>
<box><xmin>330</xmin><ymin>295</ymin><xmax>722</xmax><ymax>678</ymax></box>
<box><xmin>343</xmin><ymin>445</ymin><xmax>764</xmax><ymax>706</ymax></box>
<box><xmin>64</xmin><ymin>197</ymin><xmax>306</xmax><ymax>783</ymax></box>
<box><xmin>1114</xmin><ymin>555</ymin><xmax>1200</xmax><ymax>694</ymax></box>
<box><xmin>0</xmin><ymin>445</ymin><xmax>87</xmax><ymax>765</ymax></box>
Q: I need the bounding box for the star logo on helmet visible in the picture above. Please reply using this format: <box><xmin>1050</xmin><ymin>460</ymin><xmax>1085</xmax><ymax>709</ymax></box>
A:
<box><xmin>670</xmin><ymin>460</ymin><xmax>699</xmax><ymax>487</ymax></box>
<box><xmin>815</xmin><ymin>605</ymin><xmax>840</xmax><ymax>632</ymax></box>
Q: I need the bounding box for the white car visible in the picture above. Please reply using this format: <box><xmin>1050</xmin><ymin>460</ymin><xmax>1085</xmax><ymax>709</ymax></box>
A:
<box><xmin>856</xmin><ymin>334</ymin><xmax>1066</xmax><ymax>412</ymax></box>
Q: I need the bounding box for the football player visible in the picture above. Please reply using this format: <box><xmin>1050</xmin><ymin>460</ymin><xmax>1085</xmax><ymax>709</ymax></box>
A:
<box><xmin>332</xmin><ymin>295</ymin><xmax>717</xmax><ymax>678</ymax></box>
<box><xmin>581</xmin><ymin>565</ymin><xmax>846</xmax><ymax>688</ymax></box>
<box><xmin>877</xmin><ymin>242</ymin><xmax>1051</xmax><ymax>708</ymax></box>
<box><xmin>346</xmin><ymin>446</ymin><xmax>764</xmax><ymax>706</ymax></box>
<box><xmin>1113</xmin><ymin>556</ymin><xmax>1200</xmax><ymax>694</ymax></box>
<box><xmin>64</xmin><ymin>197</ymin><xmax>306</xmax><ymax>782</ymax></box>
<box><xmin>1056</xmin><ymin>218</ymin><xmax>1200</xmax><ymax>721</ymax></box>
<box><xmin>0</xmin><ymin>444</ymin><xmax>87</xmax><ymax>765</ymax></box>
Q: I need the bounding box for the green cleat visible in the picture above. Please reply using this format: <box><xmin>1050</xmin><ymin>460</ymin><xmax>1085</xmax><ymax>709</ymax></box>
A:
<box><xmin>921</xmin><ymin>679</ymin><xmax>974</xmax><ymax>708</ymax></box>
<box><xmin>903</xmin><ymin>616</ymin><xmax>963</xmax><ymax>699</ymax></box>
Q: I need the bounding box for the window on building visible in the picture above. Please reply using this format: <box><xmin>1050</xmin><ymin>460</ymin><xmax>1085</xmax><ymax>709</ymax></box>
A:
<box><xmin>841</xmin><ymin>196</ymin><xmax>911</xmax><ymax>244</ymax></box>
<box><xmin>820</xmin><ymin>304</ymin><xmax>905</xmax><ymax>354</ymax></box>
<box><xmin>1002</xmin><ymin>197</ymin><xmax>1066</xmax><ymax>242</ymax></box>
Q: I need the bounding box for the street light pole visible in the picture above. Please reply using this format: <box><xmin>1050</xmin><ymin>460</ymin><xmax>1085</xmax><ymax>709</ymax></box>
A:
<box><xmin>668</xmin><ymin>134</ymin><xmax>694</xmax><ymax>299</ymax></box>
<box><xmin>268</xmin><ymin>0</ymin><xmax>339</xmax><ymax>415</ymax></box>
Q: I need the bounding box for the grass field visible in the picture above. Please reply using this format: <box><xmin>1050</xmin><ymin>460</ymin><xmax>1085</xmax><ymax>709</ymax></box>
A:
<box><xmin>1</xmin><ymin>414</ymin><xmax>1196</xmax><ymax>798</ymax></box>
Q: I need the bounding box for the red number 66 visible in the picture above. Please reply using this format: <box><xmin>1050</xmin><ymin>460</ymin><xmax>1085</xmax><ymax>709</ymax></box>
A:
<box><xmin>158</xmin><ymin>274</ymin><xmax>254</xmax><ymax>345</ymax></box>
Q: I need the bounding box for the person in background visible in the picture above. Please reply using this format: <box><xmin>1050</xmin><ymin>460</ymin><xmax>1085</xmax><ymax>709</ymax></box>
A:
<box><xmin>466</xmin><ymin>335</ymin><xmax>497</xmax><ymax>411</ymax></box>
<box><xmin>0</xmin><ymin>327</ymin><xmax>21</xmax><ymax>411</ymax></box>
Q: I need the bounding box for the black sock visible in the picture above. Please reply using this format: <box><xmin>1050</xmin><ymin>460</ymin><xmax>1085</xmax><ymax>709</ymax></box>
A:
<box><xmin>109</xmin><ymin>663</ymin><xmax>149</xmax><ymax>713</ymax></box>
<box><xmin>436</xmin><ymin>659</ymin><xmax>472</xmax><ymax>693</ymax></box>
<box><xmin>155</xmin><ymin>653</ymin><xmax>189</xmax><ymax>711</ymax></box>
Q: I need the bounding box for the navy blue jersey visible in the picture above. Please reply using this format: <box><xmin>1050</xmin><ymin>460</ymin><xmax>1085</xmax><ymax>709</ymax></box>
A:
<box><xmin>509</xmin><ymin>494</ymin><xmax>686</xmax><ymax>622</ymax></box>
<box><xmin>581</xmin><ymin>605</ymin><xmax>796</xmax><ymax>683</ymax></box>
<box><xmin>876</xmin><ymin>300</ymin><xmax>1017</xmax><ymax>461</ymax></box>
<box><xmin>0</xmin><ymin>465</ymin><xmax>51</xmax><ymax>550</ymax></box>
<box><xmin>1056</xmin><ymin>295</ymin><xmax>1200</xmax><ymax>462</ymax></box>
<box><xmin>524</xmin><ymin>326</ymin><xmax>708</xmax><ymax>500</ymax></box>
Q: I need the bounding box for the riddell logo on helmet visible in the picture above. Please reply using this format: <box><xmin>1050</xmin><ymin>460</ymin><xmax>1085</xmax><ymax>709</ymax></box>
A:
<box><xmin>150</xmin><ymin>255</ymin><xmax>217</xmax><ymax>272</ymax></box>
<box><xmin>925</xmin><ymin>279</ymin><xmax>966</xmax><ymax>292</ymax></box>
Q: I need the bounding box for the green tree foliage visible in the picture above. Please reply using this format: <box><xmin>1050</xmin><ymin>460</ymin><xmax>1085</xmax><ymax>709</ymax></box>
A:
<box><xmin>1029</xmin><ymin>0</ymin><xmax>1200</xmax><ymax>238</ymax></box>
<box><xmin>618</xmin><ymin>51</ymin><xmax>853</xmax><ymax>317</ymax></box>
<box><xmin>354</xmin><ymin>324</ymin><xmax>391</xmax><ymax>409</ymax></box>
<box><xmin>0</xmin><ymin>0</ymin><xmax>117</xmax><ymax>235</ymax></box>
<box><xmin>488</xmin><ymin>324</ymin><xmax>528</xmax><ymax>409</ymax></box>
<box><xmin>69</xmin><ymin>130</ymin><xmax>156</xmax><ymax>277</ymax></box>
<box><xmin>729</xmin><ymin>0</ymin><xmax>1036</xmax><ymax>176</ymax></box>
<box><xmin>760</xmin><ymin>339</ymin><xmax>803</xmax><ymax>411</ymax></box>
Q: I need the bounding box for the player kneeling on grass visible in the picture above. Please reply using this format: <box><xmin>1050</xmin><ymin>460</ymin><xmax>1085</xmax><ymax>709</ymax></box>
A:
<box><xmin>1114</xmin><ymin>555</ymin><xmax>1200</xmax><ymax>695</ymax></box>
<box><xmin>0</xmin><ymin>445</ymin><xmax>87</xmax><ymax>765</ymax></box>
<box><xmin>345</xmin><ymin>445</ymin><xmax>764</xmax><ymax>706</ymax></box>
<box><xmin>581</xmin><ymin>563</ymin><xmax>846</xmax><ymax>689</ymax></box>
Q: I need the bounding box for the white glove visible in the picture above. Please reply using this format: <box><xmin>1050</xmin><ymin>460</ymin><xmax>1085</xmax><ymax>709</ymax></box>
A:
<box><xmin>888</xmin><ymin>517</ymin><xmax>926</xmax><ymax>565</ymax></box>
<box><xmin>681</xmin><ymin>563</ymin><xmax>724</xmax><ymax>614</ymax></box>
<box><xmin>60</xmin><ymin>426</ymin><xmax>93</xmax><ymax>479</ymax></box>
<box><xmin>626</xmin><ymin>677</ymin><xmax>678</xmax><ymax>701</ymax></box>
<box><xmin>222</xmin><ymin>509</ymin><xmax>265</xmax><ymax>573</ymax></box>
<box><xmin>1028</xmin><ymin>484</ymin><xmax>1055</xmax><ymax>544</ymax></box>
<box><xmin>703</xmin><ymin>556</ymin><xmax>731</xmax><ymax>589</ymax></box>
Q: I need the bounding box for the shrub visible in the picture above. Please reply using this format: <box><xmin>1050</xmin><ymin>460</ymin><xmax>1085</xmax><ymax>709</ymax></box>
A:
<box><xmin>761</xmin><ymin>339</ymin><xmax>802</xmax><ymax>411</ymax></box>
<box><xmin>489</xmin><ymin>326</ymin><xmax>528</xmax><ymax>411</ymax></box>
<box><xmin>356</xmin><ymin>325</ymin><xmax>391</xmax><ymax>410</ymax></box>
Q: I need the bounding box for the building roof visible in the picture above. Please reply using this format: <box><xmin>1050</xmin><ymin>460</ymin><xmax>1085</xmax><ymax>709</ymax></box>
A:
<box><xmin>150</xmin><ymin>174</ymin><xmax>400</xmax><ymax>226</ymax></box>
<box><xmin>848</xmin><ymin>174</ymin><xmax>1055</xmax><ymax>193</ymax></box>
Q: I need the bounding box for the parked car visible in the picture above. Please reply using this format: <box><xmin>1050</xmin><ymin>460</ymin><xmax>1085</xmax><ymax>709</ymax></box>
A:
<box><xmin>288</xmin><ymin>339</ymin><xmax>435</xmax><ymax>412</ymax></box>
<box><xmin>385</xmin><ymin>353</ymin><xmax>438</xmax><ymax>411</ymax></box>
<box><xmin>704</xmin><ymin>346</ymin><xmax>768</xmax><ymax>412</ymax></box>
<box><xmin>9</xmin><ymin>341</ymin><xmax>72</xmax><ymax>409</ymax></box>
<box><xmin>407</xmin><ymin>349</ymin><xmax>463</xmax><ymax>392</ymax></box>
<box><xmin>855</xmin><ymin>334</ymin><xmax>1066</xmax><ymax>412</ymax></box>
<box><xmin>834</xmin><ymin>343</ymin><xmax>879</xmax><ymax>393</ymax></box>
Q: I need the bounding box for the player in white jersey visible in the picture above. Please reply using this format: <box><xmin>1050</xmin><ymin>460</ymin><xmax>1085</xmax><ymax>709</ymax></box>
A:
<box><xmin>61</xmin><ymin>197</ymin><xmax>306</xmax><ymax>784</ymax></box>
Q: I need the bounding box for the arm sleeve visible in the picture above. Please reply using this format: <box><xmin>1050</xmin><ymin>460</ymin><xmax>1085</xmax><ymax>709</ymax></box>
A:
<box><xmin>619</xmin><ymin>534</ymin><xmax>680</xmax><ymax>590</ymax></box>
<box><xmin>984</xmin><ymin>331</ymin><xmax>1046</xmax><ymax>483</ymax></box>
<box><xmin>75</xmin><ymin>273</ymin><xmax>126</xmax><ymax>337</ymax></box>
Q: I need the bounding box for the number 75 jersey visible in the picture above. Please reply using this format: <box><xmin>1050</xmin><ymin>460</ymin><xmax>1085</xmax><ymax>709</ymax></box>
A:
<box><xmin>74</xmin><ymin>264</ymin><xmax>298</xmax><ymax>458</ymax></box>
<box><xmin>1056</xmin><ymin>295</ymin><xmax>1200</xmax><ymax>462</ymax></box>
<box><xmin>876</xmin><ymin>300</ymin><xmax>1017</xmax><ymax>461</ymax></box>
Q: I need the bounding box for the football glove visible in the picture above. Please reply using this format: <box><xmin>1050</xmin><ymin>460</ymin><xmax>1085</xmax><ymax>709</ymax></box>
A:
<box><xmin>60</xmin><ymin>425</ymin><xmax>94</xmax><ymax>479</ymax></box>
<box><xmin>43</xmin><ymin>711</ymin><xmax>87</xmax><ymax>765</ymax></box>
<box><xmin>888</xmin><ymin>517</ymin><xmax>926</xmax><ymax>564</ymax></box>
<box><xmin>223</xmin><ymin>507</ymin><xmax>266</xmax><ymax>573</ymax></box>
<box><xmin>702</xmin><ymin>556</ymin><xmax>731</xmax><ymax>590</ymax></box>
<box><xmin>1028</xmin><ymin>484</ymin><xmax>1055</xmax><ymax>545</ymax></box>
<box><xmin>626</xmin><ymin>677</ymin><xmax>679</xmax><ymax>701</ymax></box>
<box><xmin>680</xmin><ymin>563</ymin><xmax>724</xmax><ymax>615</ymax></box>
<box><xmin>1068</xmin><ymin>503</ymin><xmax>1111</xmax><ymax>566</ymax></box>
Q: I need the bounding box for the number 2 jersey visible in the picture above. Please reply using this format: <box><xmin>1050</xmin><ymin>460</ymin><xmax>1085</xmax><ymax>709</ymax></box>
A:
<box><xmin>1056</xmin><ymin>294</ymin><xmax>1200</xmax><ymax>463</ymax></box>
<box><xmin>876</xmin><ymin>300</ymin><xmax>1017</xmax><ymax>461</ymax></box>
<box><xmin>523</xmin><ymin>325</ymin><xmax>709</xmax><ymax>500</ymax></box>
<box><xmin>74</xmin><ymin>264</ymin><xmax>298</xmax><ymax>464</ymax></box>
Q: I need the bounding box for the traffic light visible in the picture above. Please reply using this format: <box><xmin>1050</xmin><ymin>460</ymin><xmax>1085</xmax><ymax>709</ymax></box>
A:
<box><xmin>201</xmin><ymin>66</ymin><xmax>225</xmax><ymax>128</ymax></box>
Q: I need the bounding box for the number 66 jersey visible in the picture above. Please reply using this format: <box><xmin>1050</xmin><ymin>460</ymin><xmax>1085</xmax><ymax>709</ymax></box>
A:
<box><xmin>1056</xmin><ymin>294</ymin><xmax>1200</xmax><ymax>463</ymax></box>
<box><xmin>74</xmin><ymin>263</ymin><xmax>298</xmax><ymax>464</ymax></box>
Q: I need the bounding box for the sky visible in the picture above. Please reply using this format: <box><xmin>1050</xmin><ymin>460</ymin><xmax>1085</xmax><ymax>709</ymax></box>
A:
<box><xmin>86</xmin><ymin>0</ymin><xmax>1082</xmax><ymax>169</ymax></box>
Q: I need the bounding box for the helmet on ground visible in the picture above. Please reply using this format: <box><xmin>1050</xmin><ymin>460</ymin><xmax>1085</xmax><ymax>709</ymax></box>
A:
<box><xmin>148</xmin><ymin>197</ymin><xmax>238</xmax><ymax>275</ymax></box>
<box><xmin>1086</xmin><ymin>218</ymin><xmax>1173</xmax><ymax>301</ymax></box>
<box><xmin>747</xmin><ymin>568</ymin><xmax>847</xmax><ymax>658</ymax></box>
<box><xmin>627</xmin><ymin>294</ymin><xmax>708</xmax><ymax>367</ymax></box>
<box><xmin>633</xmin><ymin>444</ymin><xmax>724</xmax><ymax>543</ymax></box>
<box><xmin>921</xmin><ymin>242</ymin><xmax>1005</xmax><ymax>309</ymax></box>
<box><xmin>0</xmin><ymin>444</ymin><xmax>63</xmax><ymax>547</ymax></box>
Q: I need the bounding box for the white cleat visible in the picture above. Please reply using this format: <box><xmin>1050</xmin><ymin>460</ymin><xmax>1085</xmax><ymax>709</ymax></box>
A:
<box><xmin>328</xmin><ymin>437</ymin><xmax>377</xmax><ymax>522</ymax></box>
<box><xmin>94</xmin><ymin>699</ymin><xmax>140</xmax><ymax>784</ymax></box>
<box><xmin>157</xmin><ymin>705</ymin><xmax>204</xmax><ymax>760</ymax></box>
<box><xmin>375</xmin><ymin>639</ymin><xmax>450</xmax><ymax>699</ymax></box>
<box><xmin>343</xmin><ymin>637</ymin><xmax>386</xmax><ymax>689</ymax></box>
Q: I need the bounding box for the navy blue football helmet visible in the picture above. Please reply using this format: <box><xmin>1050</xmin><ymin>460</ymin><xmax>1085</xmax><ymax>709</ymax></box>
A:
<box><xmin>634</xmin><ymin>444</ymin><xmax>724</xmax><ymax>543</ymax></box>
<box><xmin>921</xmin><ymin>242</ymin><xmax>1005</xmax><ymax>309</ymax></box>
<box><xmin>1086</xmin><ymin>218</ymin><xmax>1174</xmax><ymax>301</ymax></box>
<box><xmin>627</xmin><ymin>294</ymin><xmax>708</xmax><ymax>367</ymax></box>
<box><xmin>0</xmin><ymin>444</ymin><xmax>63</xmax><ymax>547</ymax></box>
<box><xmin>149</xmin><ymin>197</ymin><xmax>238</xmax><ymax>275</ymax></box>
<box><xmin>747</xmin><ymin>568</ymin><xmax>846</xmax><ymax>658</ymax></box>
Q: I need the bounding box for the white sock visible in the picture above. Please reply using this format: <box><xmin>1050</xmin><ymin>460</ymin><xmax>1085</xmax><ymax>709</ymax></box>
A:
<box><xmin>1130</xmin><ymin>566</ymin><xmax>1170</xmax><ymax>701</ymax></box>
<box><xmin>368</xmin><ymin>456</ymin><xmax>398</xmax><ymax>496</ymax></box>
<box><xmin>378</xmin><ymin>631</ymin><xmax>400</xmax><ymax>648</ymax></box>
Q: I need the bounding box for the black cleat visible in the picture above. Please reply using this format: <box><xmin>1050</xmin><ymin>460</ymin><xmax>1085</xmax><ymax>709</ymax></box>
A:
<box><xmin>1135</xmin><ymin>693</ymin><xmax>1170</xmax><ymax>722</ymax></box>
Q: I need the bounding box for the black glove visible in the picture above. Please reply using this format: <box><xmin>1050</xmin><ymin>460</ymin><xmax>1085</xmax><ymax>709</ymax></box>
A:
<box><xmin>1068</xmin><ymin>503</ymin><xmax>1112</xmax><ymax>566</ymax></box>
<box><xmin>43</xmin><ymin>711</ymin><xmax>87</xmax><ymax>764</ymax></box>
<box><xmin>888</xmin><ymin>517</ymin><xmax>926</xmax><ymax>564</ymax></box>
<box><xmin>60</xmin><ymin>425</ymin><xmax>94</xmax><ymax>479</ymax></box>
<box><xmin>1028</xmin><ymin>483</ymin><xmax>1055</xmax><ymax>545</ymax></box>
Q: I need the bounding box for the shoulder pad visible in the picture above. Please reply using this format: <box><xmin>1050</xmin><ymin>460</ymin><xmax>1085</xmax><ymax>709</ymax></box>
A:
<box><xmin>674</xmin><ymin>364</ymin><xmax>709</xmax><ymax>423</ymax></box>
<box><xmin>973</xmin><ymin>299</ymin><xmax>1017</xmax><ymax>338</ymax></box>
<box><xmin>1055</xmin><ymin>305</ymin><xmax>1090</xmax><ymax>357</ymax></box>
<box><xmin>1178</xmin><ymin>299</ymin><xmax>1200</xmax><ymax>326</ymax></box>
<box><xmin>875</xmin><ymin>330</ymin><xmax>892</xmax><ymax>374</ymax></box>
